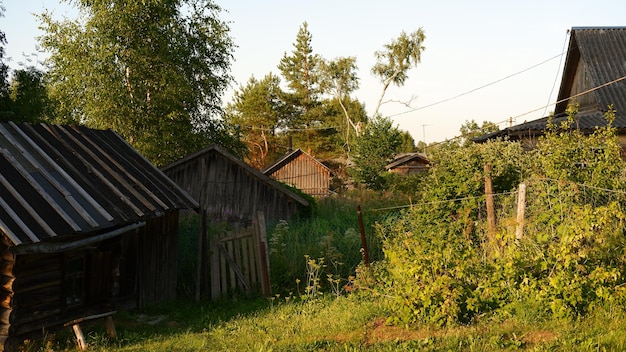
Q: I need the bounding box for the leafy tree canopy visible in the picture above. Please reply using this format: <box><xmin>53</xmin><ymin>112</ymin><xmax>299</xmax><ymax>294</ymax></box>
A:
<box><xmin>38</xmin><ymin>0</ymin><xmax>241</xmax><ymax>166</ymax></box>
<box><xmin>351</xmin><ymin>116</ymin><xmax>403</xmax><ymax>189</ymax></box>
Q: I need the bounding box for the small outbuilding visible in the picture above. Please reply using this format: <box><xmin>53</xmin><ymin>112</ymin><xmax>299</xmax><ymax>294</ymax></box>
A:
<box><xmin>386</xmin><ymin>153</ymin><xmax>430</xmax><ymax>175</ymax></box>
<box><xmin>262</xmin><ymin>148</ymin><xmax>331</xmax><ymax>197</ymax></box>
<box><xmin>0</xmin><ymin>122</ymin><xmax>198</xmax><ymax>350</ymax></box>
<box><xmin>162</xmin><ymin>144</ymin><xmax>309</xmax><ymax>224</ymax></box>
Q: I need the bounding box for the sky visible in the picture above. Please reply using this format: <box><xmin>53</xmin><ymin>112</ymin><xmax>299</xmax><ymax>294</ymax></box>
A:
<box><xmin>3</xmin><ymin>0</ymin><xmax>626</xmax><ymax>145</ymax></box>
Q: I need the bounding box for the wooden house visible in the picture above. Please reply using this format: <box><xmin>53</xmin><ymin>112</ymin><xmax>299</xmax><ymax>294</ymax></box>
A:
<box><xmin>161</xmin><ymin>144</ymin><xmax>309</xmax><ymax>224</ymax></box>
<box><xmin>0</xmin><ymin>122</ymin><xmax>198</xmax><ymax>350</ymax></box>
<box><xmin>475</xmin><ymin>27</ymin><xmax>626</xmax><ymax>148</ymax></box>
<box><xmin>386</xmin><ymin>153</ymin><xmax>430</xmax><ymax>175</ymax></box>
<box><xmin>262</xmin><ymin>148</ymin><xmax>331</xmax><ymax>197</ymax></box>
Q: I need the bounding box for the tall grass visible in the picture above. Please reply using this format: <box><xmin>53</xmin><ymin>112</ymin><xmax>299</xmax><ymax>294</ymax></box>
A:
<box><xmin>267</xmin><ymin>189</ymin><xmax>407</xmax><ymax>295</ymax></box>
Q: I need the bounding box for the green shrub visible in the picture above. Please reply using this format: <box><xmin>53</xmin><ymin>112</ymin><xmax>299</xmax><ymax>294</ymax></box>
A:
<box><xmin>374</xmin><ymin>107</ymin><xmax>626</xmax><ymax>326</ymax></box>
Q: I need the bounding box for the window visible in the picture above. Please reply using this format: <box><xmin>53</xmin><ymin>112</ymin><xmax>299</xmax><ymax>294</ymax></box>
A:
<box><xmin>65</xmin><ymin>256</ymin><xmax>85</xmax><ymax>307</ymax></box>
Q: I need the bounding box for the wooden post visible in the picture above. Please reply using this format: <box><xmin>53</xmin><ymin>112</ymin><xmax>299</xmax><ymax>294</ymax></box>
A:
<box><xmin>357</xmin><ymin>205</ymin><xmax>369</xmax><ymax>267</ymax></box>
<box><xmin>72</xmin><ymin>324</ymin><xmax>87</xmax><ymax>351</ymax></box>
<box><xmin>255</xmin><ymin>211</ymin><xmax>271</xmax><ymax>297</ymax></box>
<box><xmin>105</xmin><ymin>315</ymin><xmax>117</xmax><ymax>338</ymax></box>
<box><xmin>195</xmin><ymin>210</ymin><xmax>206</xmax><ymax>302</ymax></box>
<box><xmin>210</xmin><ymin>237</ymin><xmax>221</xmax><ymax>301</ymax></box>
<box><xmin>484</xmin><ymin>164</ymin><xmax>496</xmax><ymax>243</ymax></box>
<box><xmin>515</xmin><ymin>183</ymin><xmax>526</xmax><ymax>239</ymax></box>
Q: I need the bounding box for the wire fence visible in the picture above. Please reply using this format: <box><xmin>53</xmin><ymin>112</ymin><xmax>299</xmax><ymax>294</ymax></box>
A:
<box><xmin>367</xmin><ymin>178</ymin><xmax>626</xmax><ymax>240</ymax></box>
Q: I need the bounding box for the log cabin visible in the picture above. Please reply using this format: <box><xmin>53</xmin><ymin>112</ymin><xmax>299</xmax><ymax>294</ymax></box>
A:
<box><xmin>0</xmin><ymin>122</ymin><xmax>198</xmax><ymax>350</ymax></box>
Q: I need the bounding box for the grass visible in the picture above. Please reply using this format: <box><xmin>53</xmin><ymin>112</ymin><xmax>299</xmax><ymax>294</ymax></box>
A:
<box><xmin>19</xmin><ymin>191</ymin><xmax>626</xmax><ymax>351</ymax></box>
<box><xmin>21</xmin><ymin>294</ymin><xmax>626</xmax><ymax>351</ymax></box>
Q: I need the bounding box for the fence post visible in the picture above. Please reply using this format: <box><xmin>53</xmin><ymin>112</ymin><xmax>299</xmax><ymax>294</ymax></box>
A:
<box><xmin>254</xmin><ymin>211</ymin><xmax>271</xmax><ymax>297</ymax></box>
<box><xmin>484</xmin><ymin>164</ymin><xmax>497</xmax><ymax>243</ymax></box>
<box><xmin>357</xmin><ymin>205</ymin><xmax>370</xmax><ymax>268</ymax></box>
<box><xmin>515</xmin><ymin>182</ymin><xmax>526</xmax><ymax>239</ymax></box>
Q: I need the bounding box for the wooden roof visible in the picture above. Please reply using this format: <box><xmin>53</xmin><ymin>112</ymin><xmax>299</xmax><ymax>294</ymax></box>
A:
<box><xmin>0</xmin><ymin>122</ymin><xmax>198</xmax><ymax>246</ymax></box>
<box><xmin>162</xmin><ymin>144</ymin><xmax>309</xmax><ymax>207</ymax></box>
<box><xmin>385</xmin><ymin>152</ymin><xmax>430</xmax><ymax>170</ymax></box>
<box><xmin>475</xmin><ymin>27</ymin><xmax>626</xmax><ymax>142</ymax></box>
<box><xmin>262</xmin><ymin>148</ymin><xmax>330</xmax><ymax>176</ymax></box>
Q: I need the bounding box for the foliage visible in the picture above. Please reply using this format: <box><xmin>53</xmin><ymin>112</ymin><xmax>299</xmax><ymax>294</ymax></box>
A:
<box><xmin>224</xmin><ymin>73</ymin><xmax>288</xmax><ymax>168</ymax></box>
<box><xmin>371</xmin><ymin>28</ymin><xmax>426</xmax><ymax>117</ymax></box>
<box><xmin>277</xmin><ymin>21</ymin><xmax>329</xmax><ymax>154</ymax></box>
<box><xmin>0</xmin><ymin>5</ymin><xmax>11</xmax><ymax>120</ymax></box>
<box><xmin>351</xmin><ymin>116</ymin><xmax>404</xmax><ymax>189</ymax></box>
<box><xmin>458</xmin><ymin>119</ymin><xmax>500</xmax><ymax>146</ymax></box>
<box><xmin>38</xmin><ymin>0</ymin><xmax>240</xmax><ymax>166</ymax></box>
<box><xmin>319</xmin><ymin>56</ymin><xmax>363</xmax><ymax>154</ymax></box>
<box><xmin>373</xmin><ymin>106</ymin><xmax>626</xmax><ymax>327</ymax></box>
<box><xmin>374</xmin><ymin>139</ymin><xmax>527</xmax><ymax>326</ymax></box>
<box><xmin>1</xmin><ymin>66</ymin><xmax>50</xmax><ymax>123</ymax></box>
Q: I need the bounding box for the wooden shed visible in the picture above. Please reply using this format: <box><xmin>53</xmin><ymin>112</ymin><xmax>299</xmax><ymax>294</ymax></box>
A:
<box><xmin>0</xmin><ymin>122</ymin><xmax>198</xmax><ymax>350</ymax></box>
<box><xmin>161</xmin><ymin>144</ymin><xmax>309</xmax><ymax>224</ymax></box>
<box><xmin>262</xmin><ymin>148</ymin><xmax>331</xmax><ymax>197</ymax></box>
<box><xmin>385</xmin><ymin>153</ymin><xmax>430</xmax><ymax>175</ymax></box>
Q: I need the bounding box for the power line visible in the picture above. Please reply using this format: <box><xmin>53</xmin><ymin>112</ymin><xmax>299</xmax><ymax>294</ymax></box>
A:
<box><xmin>509</xmin><ymin>74</ymin><xmax>626</xmax><ymax>121</ymax></box>
<box><xmin>388</xmin><ymin>52</ymin><xmax>566</xmax><ymax>118</ymax></box>
<box><xmin>543</xmin><ymin>30</ymin><xmax>570</xmax><ymax>116</ymax></box>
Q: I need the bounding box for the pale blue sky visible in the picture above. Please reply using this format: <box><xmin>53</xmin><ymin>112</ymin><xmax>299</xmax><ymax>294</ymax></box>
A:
<box><xmin>3</xmin><ymin>0</ymin><xmax>626</xmax><ymax>143</ymax></box>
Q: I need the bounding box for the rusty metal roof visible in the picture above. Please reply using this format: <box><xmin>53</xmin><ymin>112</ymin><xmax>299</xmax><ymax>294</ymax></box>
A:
<box><xmin>0</xmin><ymin>122</ymin><xmax>198</xmax><ymax>246</ymax></box>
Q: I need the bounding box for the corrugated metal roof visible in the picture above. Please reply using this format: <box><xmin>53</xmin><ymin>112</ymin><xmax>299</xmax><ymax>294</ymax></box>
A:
<box><xmin>0</xmin><ymin>122</ymin><xmax>198</xmax><ymax>246</ymax></box>
<box><xmin>475</xmin><ymin>27</ymin><xmax>626</xmax><ymax>142</ymax></box>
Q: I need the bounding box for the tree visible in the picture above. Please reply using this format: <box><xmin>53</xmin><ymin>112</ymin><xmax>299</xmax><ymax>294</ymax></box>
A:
<box><xmin>38</xmin><ymin>0</ymin><xmax>238</xmax><ymax>166</ymax></box>
<box><xmin>277</xmin><ymin>21</ymin><xmax>326</xmax><ymax>153</ymax></box>
<box><xmin>320</xmin><ymin>56</ymin><xmax>362</xmax><ymax>152</ymax></box>
<box><xmin>3</xmin><ymin>67</ymin><xmax>49</xmax><ymax>123</ymax></box>
<box><xmin>371</xmin><ymin>29</ymin><xmax>426</xmax><ymax>117</ymax></box>
<box><xmin>399</xmin><ymin>130</ymin><xmax>416</xmax><ymax>153</ymax></box>
<box><xmin>225</xmin><ymin>73</ymin><xmax>287</xmax><ymax>168</ymax></box>
<box><xmin>459</xmin><ymin>119</ymin><xmax>499</xmax><ymax>146</ymax></box>
<box><xmin>0</xmin><ymin>4</ymin><xmax>11</xmax><ymax>119</ymax></box>
<box><xmin>351</xmin><ymin>116</ymin><xmax>403</xmax><ymax>189</ymax></box>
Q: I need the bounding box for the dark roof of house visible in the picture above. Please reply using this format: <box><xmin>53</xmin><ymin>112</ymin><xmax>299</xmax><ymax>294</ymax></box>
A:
<box><xmin>385</xmin><ymin>152</ymin><xmax>430</xmax><ymax>170</ymax></box>
<box><xmin>262</xmin><ymin>148</ymin><xmax>330</xmax><ymax>176</ymax></box>
<box><xmin>0</xmin><ymin>122</ymin><xmax>198</xmax><ymax>246</ymax></box>
<box><xmin>162</xmin><ymin>144</ymin><xmax>309</xmax><ymax>207</ymax></box>
<box><xmin>475</xmin><ymin>27</ymin><xmax>626</xmax><ymax>142</ymax></box>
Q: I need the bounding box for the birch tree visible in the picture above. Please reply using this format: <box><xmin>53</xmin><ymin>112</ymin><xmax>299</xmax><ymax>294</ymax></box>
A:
<box><xmin>39</xmin><ymin>0</ymin><xmax>240</xmax><ymax>166</ymax></box>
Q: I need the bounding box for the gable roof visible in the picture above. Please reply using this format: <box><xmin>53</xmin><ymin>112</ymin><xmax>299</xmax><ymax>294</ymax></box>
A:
<box><xmin>262</xmin><ymin>148</ymin><xmax>330</xmax><ymax>175</ymax></box>
<box><xmin>162</xmin><ymin>144</ymin><xmax>309</xmax><ymax>207</ymax></box>
<box><xmin>385</xmin><ymin>152</ymin><xmax>430</xmax><ymax>170</ymax></box>
<box><xmin>475</xmin><ymin>27</ymin><xmax>626</xmax><ymax>142</ymax></box>
<box><xmin>0</xmin><ymin>122</ymin><xmax>198</xmax><ymax>246</ymax></box>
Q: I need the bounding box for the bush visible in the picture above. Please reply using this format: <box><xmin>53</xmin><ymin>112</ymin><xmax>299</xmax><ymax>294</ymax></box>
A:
<box><xmin>373</xmin><ymin>107</ymin><xmax>626</xmax><ymax>326</ymax></box>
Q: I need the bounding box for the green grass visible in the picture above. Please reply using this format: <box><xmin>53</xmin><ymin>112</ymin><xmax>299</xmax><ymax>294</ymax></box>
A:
<box><xmin>20</xmin><ymin>192</ymin><xmax>626</xmax><ymax>351</ymax></box>
<box><xmin>21</xmin><ymin>294</ymin><xmax>626</xmax><ymax>351</ymax></box>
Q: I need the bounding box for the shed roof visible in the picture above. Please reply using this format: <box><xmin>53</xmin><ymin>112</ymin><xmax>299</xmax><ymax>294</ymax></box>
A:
<box><xmin>474</xmin><ymin>27</ymin><xmax>626</xmax><ymax>142</ymax></box>
<box><xmin>262</xmin><ymin>148</ymin><xmax>330</xmax><ymax>176</ymax></box>
<box><xmin>162</xmin><ymin>144</ymin><xmax>309</xmax><ymax>207</ymax></box>
<box><xmin>0</xmin><ymin>122</ymin><xmax>198</xmax><ymax>246</ymax></box>
<box><xmin>385</xmin><ymin>152</ymin><xmax>430</xmax><ymax>170</ymax></box>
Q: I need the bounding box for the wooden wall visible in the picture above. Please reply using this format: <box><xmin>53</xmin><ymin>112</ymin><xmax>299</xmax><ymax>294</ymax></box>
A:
<box><xmin>270</xmin><ymin>153</ymin><xmax>330</xmax><ymax>197</ymax></box>
<box><xmin>0</xmin><ymin>212</ymin><xmax>181</xmax><ymax>350</ymax></box>
<box><xmin>164</xmin><ymin>151</ymin><xmax>303</xmax><ymax>224</ymax></box>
